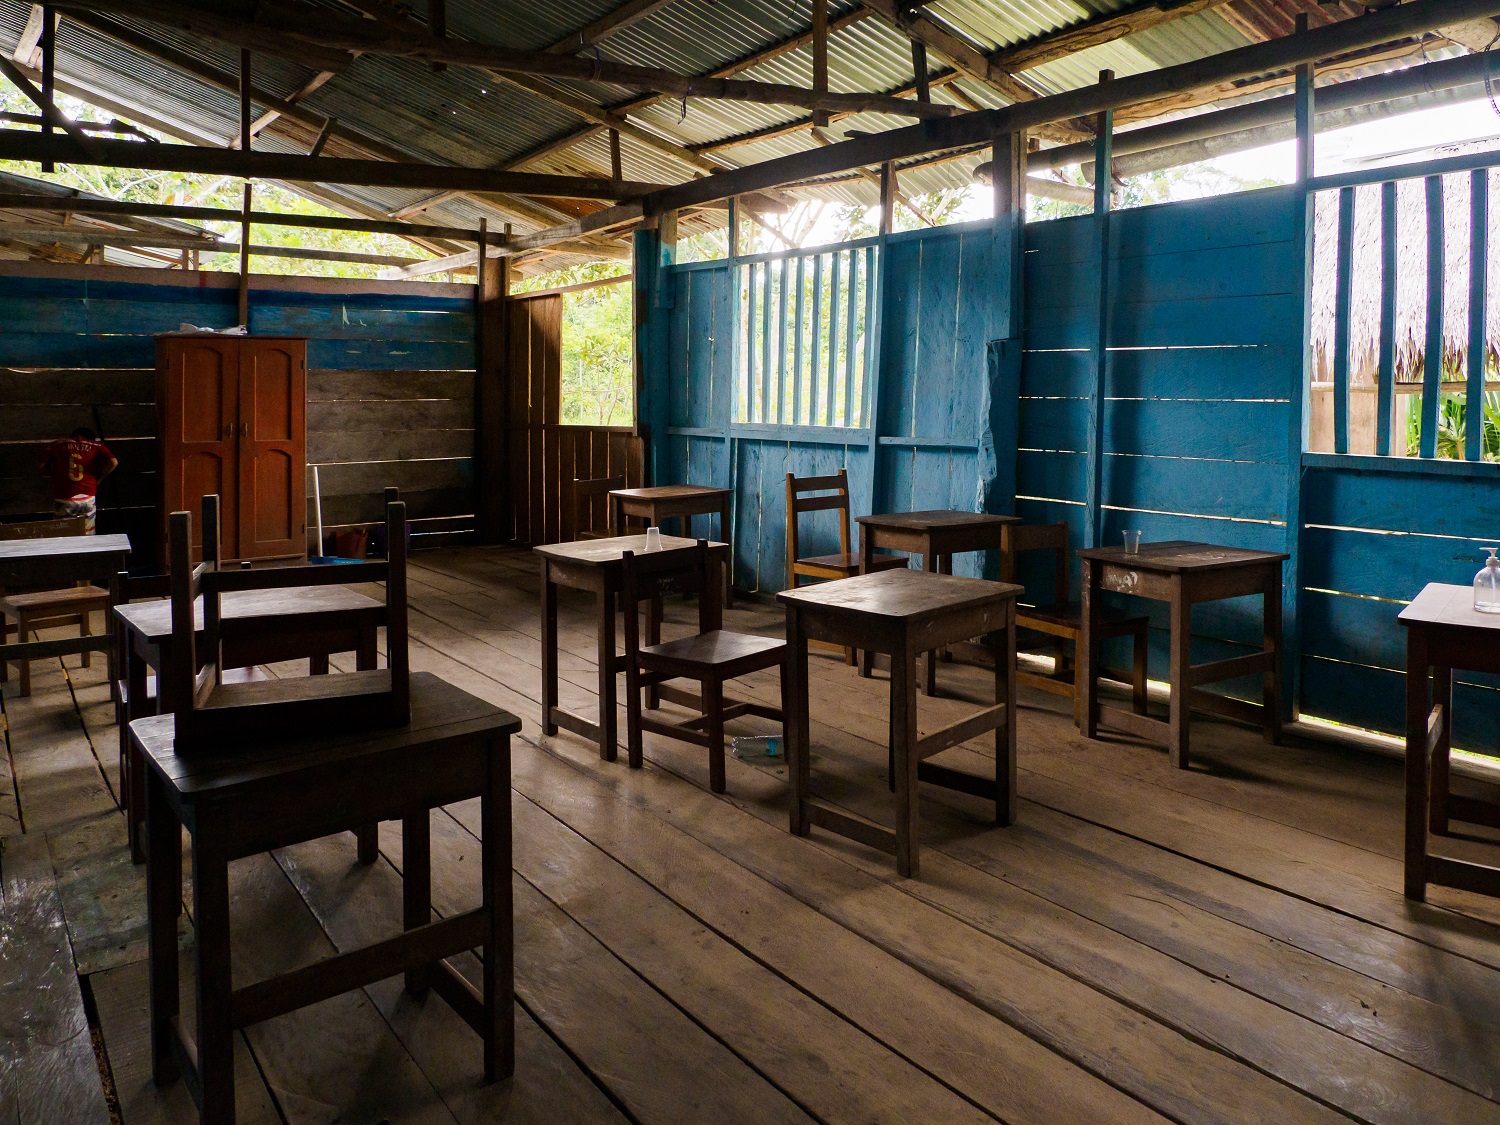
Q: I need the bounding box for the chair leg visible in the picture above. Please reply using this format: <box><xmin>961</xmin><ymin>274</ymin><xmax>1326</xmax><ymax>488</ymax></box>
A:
<box><xmin>704</xmin><ymin>678</ymin><xmax>725</xmax><ymax>794</ymax></box>
<box><xmin>843</xmin><ymin>645</ymin><xmax>856</xmax><ymax>666</ymax></box>
<box><xmin>625</xmin><ymin>658</ymin><xmax>645</xmax><ymax>771</ymax></box>
<box><xmin>18</xmin><ymin>613</ymin><xmax>31</xmax><ymax>698</ymax></box>
<box><xmin>80</xmin><ymin>612</ymin><xmax>92</xmax><ymax>669</ymax></box>
<box><xmin>1132</xmin><ymin>624</ymin><xmax>1149</xmax><ymax>715</ymax></box>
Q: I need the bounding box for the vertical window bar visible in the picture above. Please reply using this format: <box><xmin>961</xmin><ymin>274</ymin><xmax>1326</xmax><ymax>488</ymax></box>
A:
<box><xmin>810</xmin><ymin>253</ymin><xmax>823</xmax><ymax>427</ymax></box>
<box><xmin>760</xmin><ymin>259</ymin><xmax>774</xmax><ymax>426</ymax></box>
<box><xmin>776</xmin><ymin>255</ymin><xmax>790</xmax><ymax>425</ymax></box>
<box><xmin>844</xmin><ymin>248</ymin><xmax>859</xmax><ymax>428</ymax></box>
<box><xmin>861</xmin><ymin>244</ymin><xmax>877</xmax><ymax>428</ymax></box>
<box><xmin>1333</xmin><ymin>186</ymin><xmax>1354</xmax><ymax>455</ymax></box>
<box><xmin>1468</xmin><ymin>167</ymin><xmax>1489</xmax><ymax>462</ymax></box>
<box><xmin>1420</xmin><ymin>175</ymin><xmax>1444</xmax><ymax>459</ymax></box>
<box><xmin>793</xmin><ymin>253</ymin><xmax>806</xmax><ymax>425</ymax></box>
<box><xmin>827</xmin><ymin>250</ymin><xmax>842</xmax><ymax>427</ymax></box>
<box><xmin>744</xmin><ymin>264</ymin><xmax>757</xmax><ymax>422</ymax></box>
<box><xmin>1376</xmin><ymin>181</ymin><xmax>1397</xmax><ymax>457</ymax></box>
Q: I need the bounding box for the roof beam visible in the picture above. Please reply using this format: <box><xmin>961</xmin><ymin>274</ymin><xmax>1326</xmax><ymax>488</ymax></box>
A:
<box><xmin>13</xmin><ymin>5</ymin><xmax>46</xmax><ymax>64</ymax></box>
<box><xmin>522</xmin><ymin>0</ymin><xmax>1500</xmax><ymax>247</ymax></box>
<box><xmin>229</xmin><ymin>68</ymin><xmax>337</xmax><ymax>149</ymax></box>
<box><xmin>62</xmin><ymin>0</ymin><xmax>957</xmax><ymax>120</ymax></box>
<box><xmin>65</xmin><ymin>11</ymin><xmax>573</xmax><ymax>231</ymax></box>
<box><xmin>0</xmin><ymin>52</ymin><xmax>98</xmax><ymax>155</ymax></box>
<box><xmin>991</xmin><ymin>0</ymin><xmax>1234</xmax><ymax>75</ymax></box>
<box><xmin>544</xmin><ymin>0</ymin><xmax>679</xmax><ymax>53</ymax></box>
<box><xmin>0</xmin><ymin>129</ymin><xmax>670</xmax><ymax>197</ymax></box>
<box><xmin>0</xmin><ymin>222</ymin><xmax>419</xmax><ymax>264</ymax></box>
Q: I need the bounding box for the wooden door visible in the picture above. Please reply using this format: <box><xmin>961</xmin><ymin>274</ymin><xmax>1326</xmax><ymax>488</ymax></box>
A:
<box><xmin>507</xmin><ymin>293</ymin><xmax>561</xmax><ymax>544</ymax></box>
<box><xmin>158</xmin><ymin>336</ymin><xmax>239</xmax><ymax>560</ymax></box>
<box><xmin>237</xmin><ymin>338</ymin><xmax>307</xmax><ymax>559</ymax></box>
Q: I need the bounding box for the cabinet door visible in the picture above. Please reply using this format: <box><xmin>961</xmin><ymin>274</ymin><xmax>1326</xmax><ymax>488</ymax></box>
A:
<box><xmin>237</xmin><ymin>339</ymin><xmax>307</xmax><ymax>559</ymax></box>
<box><xmin>159</xmin><ymin>338</ymin><xmax>239</xmax><ymax>561</ymax></box>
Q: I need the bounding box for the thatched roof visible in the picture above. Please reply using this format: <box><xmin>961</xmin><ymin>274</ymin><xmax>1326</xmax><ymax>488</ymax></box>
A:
<box><xmin>1311</xmin><ymin>143</ymin><xmax>1500</xmax><ymax>383</ymax></box>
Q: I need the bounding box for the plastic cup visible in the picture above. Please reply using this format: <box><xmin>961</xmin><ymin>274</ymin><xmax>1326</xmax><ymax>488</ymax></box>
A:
<box><xmin>1123</xmin><ymin>530</ymin><xmax>1141</xmax><ymax>555</ymax></box>
<box><xmin>645</xmin><ymin>526</ymin><xmax>663</xmax><ymax>551</ymax></box>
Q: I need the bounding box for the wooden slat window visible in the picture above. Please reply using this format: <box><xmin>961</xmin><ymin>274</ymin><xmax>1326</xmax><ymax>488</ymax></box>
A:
<box><xmin>736</xmin><ymin>242</ymin><xmax>877</xmax><ymax>427</ymax></box>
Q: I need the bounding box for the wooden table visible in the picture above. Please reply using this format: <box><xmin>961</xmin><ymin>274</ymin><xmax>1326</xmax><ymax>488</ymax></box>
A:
<box><xmin>779</xmin><ymin>568</ymin><xmax>1020</xmax><ymax>878</ymax></box>
<box><xmin>534</xmin><ymin>534</ymin><xmax>728</xmax><ymax>761</ymax></box>
<box><xmin>856</xmin><ymin>511</ymin><xmax>1018</xmax><ymax>693</ymax></box>
<box><xmin>132</xmin><ymin>672</ymin><xmax>520</xmax><ymax>1125</ymax></box>
<box><xmin>1077</xmin><ymin>541</ymin><xmax>1287</xmax><ymax>769</ymax></box>
<box><xmin>115</xmin><ymin>585</ymin><xmax>386</xmax><ymax>863</ymax></box>
<box><xmin>609</xmin><ymin>485</ymin><xmax>733</xmax><ymax>604</ymax></box>
<box><xmin>0</xmin><ymin>532</ymin><xmax>130</xmax><ymax>688</ymax></box>
<box><xmin>1398</xmin><ymin>582</ymin><xmax>1500</xmax><ymax>901</ymax></box>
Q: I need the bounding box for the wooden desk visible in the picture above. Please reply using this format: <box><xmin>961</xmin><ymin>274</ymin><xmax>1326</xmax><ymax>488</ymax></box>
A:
<box><xmin>115</xmin><ymin>585</ymin><xmax>386</xmax><ymax>864</ymax></box>
<box><xmin>132</xmin><ymin>672</ymin><xmax>520</xmax><ymax>1125</ymax></box>
<box><xmin>856</xmin><ymin>511</ymin><xmax>1018</xmax><ymax>693</ymax></box>
<box><xmin>609</xmin><ymin>485</ymin><xmax>733</xmax><ymax>604</ymax></box>
<box><xmin>779</xmin><ymin>569</ymin><xmax>1020</xmax><ymax>878</ymax></box>
<box><xmin>0</xmin><ymin>532</ymin><xmax>129</xmax><ymax>687</ymax></box>
<box><xmin>1077</xmin><ymin>541</ymin><xmax>1286</xmax><ymax>769</ymax></box>
<box><xmin>534</xmin><ymin>534</ymin><xmax>728</xmax><ymax>761</ymax></box>
<box><xmin>1398</xmin><ymin>582</ymin><xmax>1500</xmax><ymax>901</ymax></box>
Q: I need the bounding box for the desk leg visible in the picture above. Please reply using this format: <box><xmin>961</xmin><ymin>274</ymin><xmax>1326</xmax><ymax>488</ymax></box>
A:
<box><xmin>1079</xmin><ymin>559</ymin><xmax>1099</xmax><ymax>738</ymax></box>
<box><xmin>1168</xmin><ymin>590</ymin><xmax>1192</xmax><ymax>769</ymax></box>
<box><xmin>997</xmin><ymin>604</ymin><xmax>1018</xmax><ymax>826</ymax></box>
<box><xmin>938</xmin><ymin>554</ymin><xmax>954</xmax><ymax>664</ymax></box>
<box><xmin>1404</xmin><ymin>633</ymin><xmax>1432</xmax><ymax>900</ymax></box>
<box><xmin>191</xmin><ymin>827</ymin><xmax>235</xmax><ymax>1123</ymax></box>
<box><xmin>720</xmin><ymin>496</ymin><xmax>734</xmax><ymax>608</ymax></box>
<box><xmin>859</xmin><ymin>541</ymin><xmax>875</xmax><ymax>679</ymax></box>
<box><xmin>354</xmin><ymin>627</ymin><xmax>380</xmax><ymax>864</ymax></box>
<box><xmin>482</xmin><ymin>734</ymin><xmax>515</xmax><ymax>1081</ymax></box>
<box><xmin>893</xmin><ymin>639</ymin><xmax>919</xmax><ymax>879</ymax></box>
<box><xmin>1263</xmin><ymin>567</ymin><xmax>1283</xmax><ymax>746</ymax></box>
<box><xmin>920</xmin><ymin>551</ymin><xmax>938</xmax><ymax>696</ymax></box>
<box><xmin>610</xmin><ymin>495</ymin><xmax>622</xmax><ymax>537</ymax></box>
<box><xmin>787</xmin><ymin>607</ymin><xmax>811</xmax><ymax>837</ymax></box>
<box><xmin>541</xmin><ymin>568</ymin><xmax>559</xmax><ymax>737</ymax></box>
<box><xmin>127</xmin><ymin>647</ymin><xmax>150</xmax><ymax>864</ymax></box>
<box><xmin>645</xmin><ymin>595</ymin><xmax>661</xmax><ymax>710</ymax></box>
<box><xmin>1430</xmin><ymin>664</ymin><xmax>1453</xmax><ymax>836</ymax></box>
<box><xmin>145</xmin><ymin>769</ymin><xmax>180</xmax><ymax>1086</ymax></box>
<box><xmin>597</xmin><ymin>588</ymin><xmax>618</xmax><ymax>761</ymax></box>
<box><xmin>403</xmin><ymin>809</ymin><xmax>433</xmax><ymax>995</ymax></box>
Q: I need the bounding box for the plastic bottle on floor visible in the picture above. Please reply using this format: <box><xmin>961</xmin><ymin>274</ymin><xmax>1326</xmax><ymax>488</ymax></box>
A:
<box><xmin>730</xmin><ymin>734</ymin><xmax>780</xmax><ymax>764</ymax></box>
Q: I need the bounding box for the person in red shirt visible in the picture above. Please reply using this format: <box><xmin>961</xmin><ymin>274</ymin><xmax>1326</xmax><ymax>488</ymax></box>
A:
<box><xmin>40</xmin><ymin>427</ymin><xmax>117</xmax><ymax>533</ymax></box>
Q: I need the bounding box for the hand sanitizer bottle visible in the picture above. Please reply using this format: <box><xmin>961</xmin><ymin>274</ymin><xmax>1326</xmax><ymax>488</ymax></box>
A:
<box><xmin>1475</xmin><ymin>548</ymin><xmax>1500</xmax><ymax>613</ymax></box>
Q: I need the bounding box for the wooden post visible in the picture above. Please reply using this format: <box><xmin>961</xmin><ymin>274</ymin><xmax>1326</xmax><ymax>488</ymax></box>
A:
<box><xmin>982</xmin><ymin>127</ymin><xmax>1027</xmax><ymax>534</ymax></box>
<box><xmin>477</xmin><ymin>218</ymin><xmax>511</xmax><ymax>542</ymax></box>
<box><xmin>1294</xmin><ymin>16</ymin><xmax>1314</xmax><ymax>186</ymax></box>
<box><xmin>238</xmin><ymin>182</ymin><xmax>251</xmax><ymax>326</ymax></box>
<box><xmin>430</xmin><ymin>0</ymin><xmax>447</xmax><ymax>71</ymax></box>
<box><xmin>39</xmin><ymin>4</ymin><xmax>53</xmax><ymax>172</ymax></box>
<box><xmin>812</xmin><ymin>0</ymin><xmax>829</xmax><ymax>129</ymax></box>
<box><xmin>1084</xmin><ymin>72</ymin><xmax>1113</xmax><ymax>550</ymax></box>
<box><xmin>879</xmin><ymin>161</ymin><xmax>896</xmax><ymax>235</ymax></box>
<box><xmin>609</xmin><ymin>128</ymin><xmax>622</xmax><ymax>186</ymax></box>
<box><xmin>911</xmin><ymin>41</ymin><xmax>929</xmax><ymax>104</ymax></box>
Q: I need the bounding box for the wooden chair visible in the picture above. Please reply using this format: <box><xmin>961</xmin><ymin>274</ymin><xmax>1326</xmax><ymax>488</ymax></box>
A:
<box><xmin>566</xmin><ymin>474</ymin><xmax>624</xmax><ymax>541</ymax></box>
<box><xmin>165</xmin><ymin>493</ymin><xmax>409</xmax><ymax>750</ymax></box>
<box><xmin>1000</xmin><ymin>522</ymin><xmax>1149</xmax><ymax>723</ymax></box>
<box><xmin>0</xmin><ymin>516</ymin><xmax>110</xmax><ymax>697</ymax></box>
<box><xmin>785</xmin><ymin>468</ymin><xmax>906</xmax><ymax>663</ymax></box>
<box><xmin>621</xmin><ymin>540</ymin><xmax>786</xmax><ymax>793</ymax></box>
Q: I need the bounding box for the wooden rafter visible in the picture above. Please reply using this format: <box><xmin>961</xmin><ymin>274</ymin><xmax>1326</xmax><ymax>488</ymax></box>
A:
<box><xmin>543</xmin><ymin>0</ymin><xmax>680</xmax><ymax>53</ymax></box>
<box><xmin>991</xmin><ymin>0</ymin><xmax>1235</xmax><ymax>75</ymax></box>
<box><xmin>60</xmin><ymin>0</ymin><xmax>959</xmax><ymax>120</ymax></box>
<box><xmin>229</xmin><ymin>68</ymin><xmax>337</xmax><ymax>149</ymax></box>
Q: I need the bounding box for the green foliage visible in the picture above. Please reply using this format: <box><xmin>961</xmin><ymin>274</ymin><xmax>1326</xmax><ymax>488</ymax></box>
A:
<box><xmin>1406</xmin><ymin>391</ymin><xmax>1500</xmax><ymax>460</ymax></box>
<box><xmin>511</xmin><ymin>259</ymin><xmax>629</xmax><ymax>294</ymax></box>
<box><xmin>1029</xmin><ymin>161</ymin><xmax>1281</xmax><ymax>222</ymax></box>
<box><xmin>561</xmin><ymin>281</ymin><xmax>634</xmax><ymax>427</ymax></box>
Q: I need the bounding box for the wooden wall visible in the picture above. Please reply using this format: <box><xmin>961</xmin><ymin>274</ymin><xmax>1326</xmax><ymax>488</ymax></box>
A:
<box><xmin>0</xmin><ymin>264</ymin><xmax>477</xmax><ymax>565</ymax></box>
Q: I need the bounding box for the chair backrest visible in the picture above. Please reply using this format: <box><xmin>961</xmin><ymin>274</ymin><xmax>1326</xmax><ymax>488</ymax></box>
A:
<box><xmin>1000</xmin><ymin>522</ymin><xmax>1071</xmax><ymax>609</ymax></box>
<box><xmin>166</xmin><ymin>492</ymin><xmax>410</xmax><ymax>745</ymax></box>
<box><xmin>785</xmin><ymin>469</ymin><xmax>852</xmax><ymax>565</ymax></box>
<box><xmin>619</xmin><ymin>540</ymin><xmax>716</xmax><ymax>654</ymax></box>
<box><xmin>0</xmin><ymin>516</ymin><xmax>87</xmax><ymax>541</ymax></box>
<box><xmin>566</xmin><ymin>475</ymin><xmax>624</xmax><ymax>540</ymax></box>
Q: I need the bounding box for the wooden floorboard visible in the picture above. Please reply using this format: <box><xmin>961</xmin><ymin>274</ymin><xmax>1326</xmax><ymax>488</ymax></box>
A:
<box><xmin>3</xmin><ymin>543</ymin><xmax>1499</xmax><ymax>1122</ymax></box>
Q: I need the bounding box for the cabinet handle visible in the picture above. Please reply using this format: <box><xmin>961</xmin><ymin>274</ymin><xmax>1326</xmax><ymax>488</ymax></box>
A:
<box><xmin>223</xmin><ymin>423</ymin><xmax>233</xmax><ymax>438</ymax></box>
<box><xmin>241</xmin><ymin>421</ymin><xmax>249</xmax><ymax>438</ymax></box>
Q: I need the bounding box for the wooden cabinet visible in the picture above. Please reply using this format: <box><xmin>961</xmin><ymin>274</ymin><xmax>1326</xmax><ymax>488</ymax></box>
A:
<box><xmin>156</xmin><ymin>335</ymin><xmax>306</xmax><ymax>562</ymax></box>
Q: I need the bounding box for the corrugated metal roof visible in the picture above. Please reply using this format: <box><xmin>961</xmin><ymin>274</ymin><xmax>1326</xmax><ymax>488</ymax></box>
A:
<box><xmin>0</xmin><ymin>0</ymin><xmax>1456</xmax><ymax>256</ymax></box>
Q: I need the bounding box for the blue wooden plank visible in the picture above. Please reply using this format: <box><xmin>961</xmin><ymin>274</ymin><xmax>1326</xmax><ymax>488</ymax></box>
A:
<box><xmin>0</xmin><ymin>296</ymin><xmax>236</xmax><ymax>336</ymax></box>
<box><xmin>914</xmin><ymin>235</ymin><xmax>962</xmax><ymax>445</ymax></box>
<box><xmin>734</xmin><ymin>438</ymin><xmax>761</xmax><ymax>589</ymax></box>
<box><xmin>881</xmin><ymin>238</ymin><xmax>919</xmax><ymax>437</ymax></box>
<box><xmin>1419</xmin><ymin>174</ymin><xmax>1444</xmax><ymax>459</ymax></box>
<box><xmin>1332</xmin><ymin>186</ymin><xmax>1355</xmax><ymax>455</ymax></box>
<box><xmin>1108</xmin><ymin>186</ymin><xmax>1299</xmax><ymax>259</ymax></box>
<box><xmin>710</xmin><ymin>264</ymin><xmax>734</xmax><ymax>430</ymax></box>
<box><xmin>860</xmin><ymin>244</ymin><xmax>877</xmax><ymax>428</ymax></box>
<box><xmin>1097</xmin><ymin>506</ymin><xmax>1287</xmax><ymax>557</ymax></box>
<box><xmin>1300</xmin><ymin>524</ymin><xmax>1488</xmax><ymax>602</ymax></box>
<box><xmin>305</xmin><ymin>339</ymin><xmax>473</xmax><ymax>371</ymax></box>
<box><xmin>1376</xmin><ymin>181</ymin><xmax>1398</xmax><ymax>457</ymax></box>
<box><xmin>1102</xmin><ymin>454</ymin><xmax>1284</xmax><ymax>522</ymax></box>
<box><xmin>1104</xmin><ymin>398</ymin><xmax>1291</xmax><ymax>463</ymax></box>
<box><xmin>1017</xmin><ymin>449</ymin><xmax>1086</xmax><ymax>503</ymax></box>
<box><xmin>760</xmin><ymin>261</ymin><xmax>774</xmax><ymax>425</ymax></box>
<box><xmin>249</xmin><ymin>304</ymin><xmax>474</xmax><ymax>342</ymax></box>
<box><xmin>1109</xmin><ymin>293</ymin><xmax>1304</xmax><ymax>348</ymax></box>
<box><xmin>1299</xmin><ymin>587</ymin><xmax>1406</xmax><ymax>669</ymax></box>
<box><xmin>755</xmin><ymin>440</ymin><xmax>790</xmax><ymax>591</ymax></box>
<box><xmin>1468</xmin><ymin>167</ymin><xmax>1489</xmax><ymax>462</ymax></box>
<box><xmin>1302</xmin><ymin>463</ymin><xmax>1500</xmax><ymax>536</ymax></box>
<box><xmin>1027</xmin><ymin>239</ymin><xmax>1301</xmax><ymax>312</ymax></box>
<box><xmin>1300</xmin><ymin>656</ymin><xmax>1500</xmax><ymax>752</ymax></box>
<box><xmin>1021</xmin><ymin>349</ymin><xmax>1092</xmax><ymax>398</ymax></box>
<box><xmin>1108</xmin><ymin>345</ymin><xmax>1296</xmax><ymax>402</ymax></box>
<box><xmin>1023</xmin><ymin>213</ymin><xmax>1095</xmax><ymax>266</ymax></box>
<box><xmin>1019</xmin><ymin>396</ymin><xmax>1089</xmax><ymax>452</ymax></box>
<box><xmin>1</xmin><ymin>334</ymin><xmax>156</xmax><ymax>367</ymax></box>
<box><xmin>668</xmin><ymin>269</ymin><xmax>694</xmax><ymax>427</ymax></box>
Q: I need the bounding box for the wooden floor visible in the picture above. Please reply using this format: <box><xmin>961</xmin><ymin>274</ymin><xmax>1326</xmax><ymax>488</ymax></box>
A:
<box><xmin>5</xmin><ymin>544</ymin><xmax>1500</xmax><ymax>1124</ymax></box>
